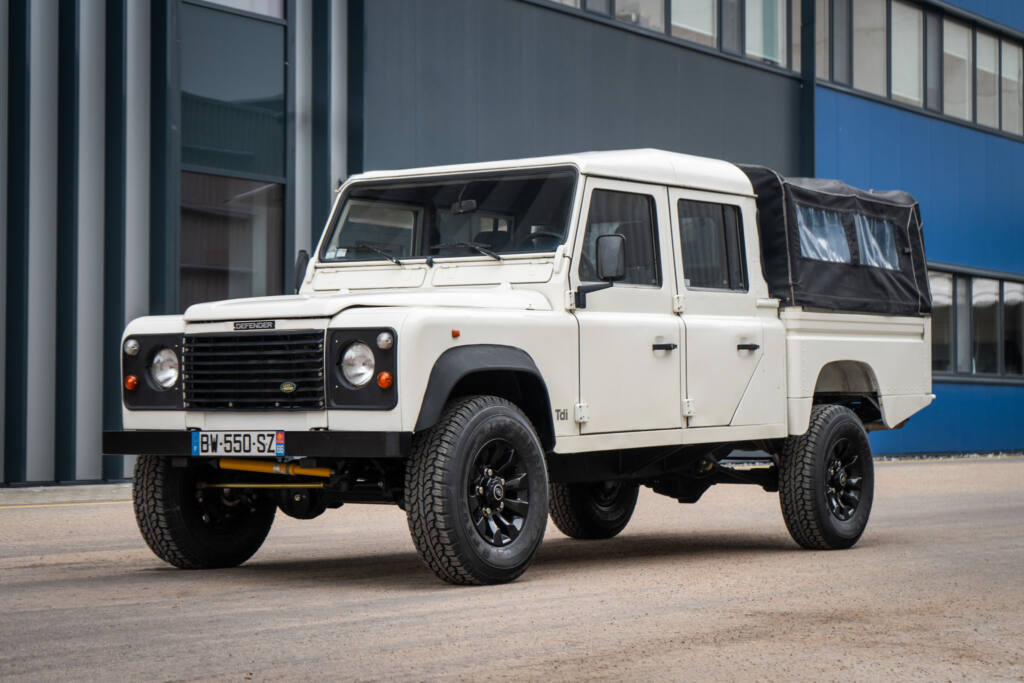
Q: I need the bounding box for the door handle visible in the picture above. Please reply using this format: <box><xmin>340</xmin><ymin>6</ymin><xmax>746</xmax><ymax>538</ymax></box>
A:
<box><xmin>652</xmin><ymin>343</ymin><xmax>678</xmax><ymax>351</ymax></box>
<box><xmin>737</xmin><ymin>343</ymin><xmax>760</xmax><ymax>351</ymax></box>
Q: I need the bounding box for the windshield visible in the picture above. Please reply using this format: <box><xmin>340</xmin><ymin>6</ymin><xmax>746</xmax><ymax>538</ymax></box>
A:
<box><xmin>320</xmin><ymin>168</ymin><xmax>577</xmax><ymax>263</ymax></box>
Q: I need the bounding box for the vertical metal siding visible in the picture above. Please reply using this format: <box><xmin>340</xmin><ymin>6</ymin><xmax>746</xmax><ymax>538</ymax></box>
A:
<box><xmin>0</xmin><ymin>0</ymin><xmax>8</xmax><ymax>483</ymax></box>
<box><xmin>26</xmin><ymin>0</ymin><xmax>59</xmax><ymax>482</ymax></box>
<box><xmin>76</xmin><ymin>0</ymin><xmax>105</xmax><ymax>480</ymax></box>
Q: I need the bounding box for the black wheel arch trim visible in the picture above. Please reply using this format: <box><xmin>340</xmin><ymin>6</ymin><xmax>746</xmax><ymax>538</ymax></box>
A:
<box><xmin>414</xmin><ymin>344</ymin><xmax>555</xmax><ymax>450</ymax></box>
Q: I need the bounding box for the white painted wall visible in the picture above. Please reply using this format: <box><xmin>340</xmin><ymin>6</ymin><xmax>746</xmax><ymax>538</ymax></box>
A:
<box><xmin>122</xmin><ymin>0</ymin><xmax>152</xmax><ymax>478</ymax></box>
<box><xmin>75</xmin><ymin>0</ymin><xmax>106</xmax><ymax>480</ymax></box>
<box><xmin>294</xmin><ymin>0</ymin><xmax>313</xmax><ymax>253</ymax></box>
<box><xmin>330</xmin><ymin>0</ymin><xmax>347</xmax><ymax>191</ymax></box>
<box><xmin>25</xmin><ymin>0</ymin><xmax>59</xmax><ymax>481</ymax></box>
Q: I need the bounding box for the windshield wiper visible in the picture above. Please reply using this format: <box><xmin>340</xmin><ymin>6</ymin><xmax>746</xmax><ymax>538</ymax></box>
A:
<box><xmin>348</xmin><ymin>242</ymin><xmax>403</xmax><ymax>265</ymax></box>
<box><xmin>430</xmin><ymin>242</ymin><xmax>502</xmax><ymax>261</ymax></box>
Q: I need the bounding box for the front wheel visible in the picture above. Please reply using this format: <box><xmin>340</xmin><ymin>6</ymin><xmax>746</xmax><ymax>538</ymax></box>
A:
<box><xmin>549</xmin><ymin>481</ymin><xmax>639</xmax><ymax>539</ymax></box>
<box><xmin>133</xmin><ymin>456</ymin><xmax>277</xmax><ymax>569</ymax></box>
<box><xmin>778</xmin><ymin>404</ymin><xmax>875</xmax><ymax>550</ymax></box>
<box><xmin>404</xmin><ymin>395</ymin><xmax>549</xmax><ymax>585</ymax></box>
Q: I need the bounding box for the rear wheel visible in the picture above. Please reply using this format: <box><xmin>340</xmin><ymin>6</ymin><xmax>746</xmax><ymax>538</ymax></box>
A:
<box><xmin>549</xmin><ymin>481</ymin><xmax>639</xmax><ymax>539</ymax></box>
<box><xmin>133</xmin><ymin>456</ymin><xmax>276</xmax><ymax>569</ymax></box>
<box><xmin>779</xmin><ymin>404</ymin><xmax>874</xmax><ymax>550</ymax></box>
<box><xmin>404</xmin><ymin>395</ymin><xmax>549</xmax><ymax>585</ymax></box>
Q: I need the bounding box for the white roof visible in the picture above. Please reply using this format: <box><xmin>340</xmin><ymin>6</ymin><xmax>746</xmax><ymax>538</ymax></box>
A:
<box><xmin>350</xmin><ymin>148</ymin><xmax>755</xmax><ymax>197</ymax></box>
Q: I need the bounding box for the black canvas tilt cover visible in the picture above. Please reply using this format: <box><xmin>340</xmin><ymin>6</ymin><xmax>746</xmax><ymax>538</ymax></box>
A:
<box><xmin>740</xmin><ymin>165</ymin><xmax>931</xmax><ymax>316</ymax></box>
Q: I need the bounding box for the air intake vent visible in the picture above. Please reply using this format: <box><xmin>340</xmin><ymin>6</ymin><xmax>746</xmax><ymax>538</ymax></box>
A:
<box><xmin>183</xmin><ymin>331</ymin><xmax>326</xmax><ymax>410</ymax></box>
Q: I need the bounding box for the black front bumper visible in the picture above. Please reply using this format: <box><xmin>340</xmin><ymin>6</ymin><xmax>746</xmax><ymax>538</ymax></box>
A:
<box><xmin>102</xmin><ymin>430</ymin><xmax>410</xmax><ymax>459</ymax></box>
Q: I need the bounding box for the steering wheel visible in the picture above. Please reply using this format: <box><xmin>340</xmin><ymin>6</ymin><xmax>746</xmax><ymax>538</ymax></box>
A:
<box><xmin>517</xmin><ymin>230</ymin><xmax>564</xmax><ymax>250</ymax></box>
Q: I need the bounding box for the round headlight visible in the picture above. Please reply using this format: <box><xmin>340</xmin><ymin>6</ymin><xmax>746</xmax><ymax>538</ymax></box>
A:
<box><xmin>149</xmin><ymin>347</ymin><xmax>179</xmax><ymax>390</ymax></box>
<box><xmin>341</xmin><ymin>342</ymin><xmax>375</xmax><ymax>387</ymax></box>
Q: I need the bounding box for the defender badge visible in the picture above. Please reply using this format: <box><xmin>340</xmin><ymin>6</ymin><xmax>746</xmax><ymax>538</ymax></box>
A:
<box><xmin>279</xmin><ymin>381</ymin><xmax>297</xmax><ymax>394</ymax></box>
<box><xmin>234</xmin><ymin>320</ymin><xmax>275</xmax><ymax>330</ymax></box>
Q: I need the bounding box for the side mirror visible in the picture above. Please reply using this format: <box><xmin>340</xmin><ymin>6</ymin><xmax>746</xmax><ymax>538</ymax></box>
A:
<box><xmin>293</xmin><ymin>250</ymin><xmax>310</xmax><ymax>293</ymax></box>
<box><xmin>596</xmin><ymin>233</ymin><xmax>626</xmax><ymax>282</ymax></box>
<box><xmin>575</xmin><ymin>233</ymin><xmax>626</xmax><ymax>309</ymax></box>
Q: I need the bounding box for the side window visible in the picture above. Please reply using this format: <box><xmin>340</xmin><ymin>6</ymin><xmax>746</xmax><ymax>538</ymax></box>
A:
<box><xmin>853</xmin><ymin>214</ymin><xmax>900</xmax><ymax>270</ymax></box>
<box><xmin>677</xmin><ymin>199</ymin><xmax>748</xmax><ymax>291</ymax></box>
<box><xmin>795</xmin><ymin>205</ymin><xmax>851</xmax><ymax>263</ymax></box>
<box><xmin>579</xmin><ymin>190</ymin><xmax>660</xmax><ymax>286</ymax></box>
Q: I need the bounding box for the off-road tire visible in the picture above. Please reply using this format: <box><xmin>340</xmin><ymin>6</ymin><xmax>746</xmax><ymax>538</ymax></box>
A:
<box><xmin>133</xmin><ymin>455</ymin><xmax>277</xmax><ymax>569</ymax></box>
<box><xmin>549</xmin><ymin>481</ymin><xmax>639</xmax><ymax>539</ymax></box>
<box><xmin>404</xmin><ymin>395</ymin><xmax>549</xmax><ymax>585</ymax></box>
<box><xmin>779</xmin><ymin>404</ymin><xmax>875</xmax><ymax>550</ymax></box>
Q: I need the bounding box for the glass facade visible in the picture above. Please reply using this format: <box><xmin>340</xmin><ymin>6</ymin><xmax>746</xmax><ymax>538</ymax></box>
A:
<box><xmin>616</xmin><ymin>0</ymin><xmax>665</xmax><ymax>31</ymax></box>
<box><xmin>671</xmin><ymin>0</ymin><xmax>717</xmax><ymax>47</ymax></box>
<box><xmin>745</xmin><ymin>0</ymin><xmax>787</xmax><ymax>66</ymax></box>
<box><xmin>943</xmin><ymin>19</ymin><xmax>973</xmax><ymax>121</ymax></box>
<box><xmin>975</xmin><ymin>31</ymin><xmax>1000</xmax><ymax>128</ymax></box>
<box><xmin>852</xmin><ymin>0</ymin><xmax>887</xmax><ymax>96</ymax></box>
<box><xmin>178</xmin><ymin>1</ymin><xmax>287</xmax><ymax>312</ymax></box>
<box><xmin>930</xmin><ymin>272</ymin><xmax>953</xmax><ymax>373</ymax></box>
<box><xmin>1003</xmin><ymin>42</ymin><xmax>1024</xmax><ymax>135</ymax></box>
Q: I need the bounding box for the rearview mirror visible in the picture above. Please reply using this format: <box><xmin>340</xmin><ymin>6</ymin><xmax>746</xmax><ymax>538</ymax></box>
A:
<box><xmin>596</xmin><ymin>233</ymin><xmax>625</xmax><ymax>282</ymax></box>
<box><xmin>293</xmin><ymin>250</ymin><xmax>310</xmax><ymax>293</ymax></box>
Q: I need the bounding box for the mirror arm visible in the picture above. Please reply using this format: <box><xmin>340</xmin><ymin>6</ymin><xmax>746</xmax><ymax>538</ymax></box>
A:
<box><xmin>575</xmin><ymin>281</ymin><xmax>614</xmax><ymax>309</ymax></box>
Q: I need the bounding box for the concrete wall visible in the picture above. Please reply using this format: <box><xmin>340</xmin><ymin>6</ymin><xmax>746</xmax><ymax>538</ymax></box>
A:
<box><xmin>361</xmin><ymin>0</ymin><xmax>803</xmax><ymax>174</ymax></box>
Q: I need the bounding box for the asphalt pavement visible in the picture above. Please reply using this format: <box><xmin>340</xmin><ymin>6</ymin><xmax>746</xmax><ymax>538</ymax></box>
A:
<box><xmin>1</xmin><ymin>457</ymin><xmax>1022</xmax><ymax>681</ymax></box>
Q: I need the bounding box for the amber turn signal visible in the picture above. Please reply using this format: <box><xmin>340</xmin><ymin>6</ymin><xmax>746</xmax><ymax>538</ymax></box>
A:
<box><xmin>376</xmin><ymin>371</ymin><xmax>393</xmax><ymax>389</ymax></box>
<box><xmin>124</xmin><ymin>374</ymin><xmax>139</xmax><ymax>391</ymax></box>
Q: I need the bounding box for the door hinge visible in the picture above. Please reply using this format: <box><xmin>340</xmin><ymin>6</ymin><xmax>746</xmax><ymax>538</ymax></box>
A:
<box><xmin>682</xmin><ymin>398</ymin><xmax>696</xmax><ymax>417</ymax></box>
<box><xmin>574</xmin><ymin>402</ymin><xmax>590</xmax><ymax>424</ymax></box>
<box><xmin>672</xmin><ymin>294</ymin><xmax>684</xmax><ymax>313</ymax></box>
<box><xmin>565</xmin><ymin>290</ymin><xmax>577</xmax><ymax>311</ymax></box>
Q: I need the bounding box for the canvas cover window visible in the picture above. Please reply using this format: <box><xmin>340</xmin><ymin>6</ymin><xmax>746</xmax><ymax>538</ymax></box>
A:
<box><xmin>854</xmin><ymin>215</ymin><xmax>900</xmax><ymax>270</ymax></box>
<box><xmin>796</xmin><ymin>206</ymin><xmax>851</xmax><ymax>263</ymax></box>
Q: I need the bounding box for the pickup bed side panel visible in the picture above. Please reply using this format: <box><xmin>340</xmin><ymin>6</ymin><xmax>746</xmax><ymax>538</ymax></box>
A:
<box><xmin>782</xmin><ymin>308</ymin><xmax>933</xmax><ymax>435</ymax></box>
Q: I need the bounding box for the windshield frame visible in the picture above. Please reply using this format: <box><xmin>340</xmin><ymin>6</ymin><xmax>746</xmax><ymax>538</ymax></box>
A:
<box><xmin>316</xmin><ymin>164</ymin><xmax>580</xmax><ymax>266</ymax></box>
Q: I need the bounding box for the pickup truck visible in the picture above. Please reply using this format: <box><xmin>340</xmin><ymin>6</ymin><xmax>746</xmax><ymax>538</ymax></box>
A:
<box><xmin>104</xmin><ymin>149</ymin><xmax>934</xmax><ymax>585</ymax></box>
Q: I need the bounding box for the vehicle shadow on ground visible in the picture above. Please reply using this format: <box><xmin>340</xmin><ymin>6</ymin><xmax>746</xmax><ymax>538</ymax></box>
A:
<box><xmin>201</xmin><ymin>531</ymin><xmax>800</xmax><ymax>590</ymax></box>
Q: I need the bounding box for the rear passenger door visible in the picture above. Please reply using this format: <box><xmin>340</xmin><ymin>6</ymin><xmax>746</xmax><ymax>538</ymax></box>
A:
<box><xmin>669</xmin><ymin>189</ymin><xmax>769</xmax><ymax>427</ymax></box>
<box><xmin>571</xmin><ymin>178</ymin><xmax>682</xmax><ymax>434</ymax></box>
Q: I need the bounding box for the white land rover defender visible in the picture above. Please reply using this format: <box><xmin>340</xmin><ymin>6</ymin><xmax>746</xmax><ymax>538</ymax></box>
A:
<box><xmin>104</xmin><ymin>149</ymin><xmax>934</xmax><ymax>585</ymax></box>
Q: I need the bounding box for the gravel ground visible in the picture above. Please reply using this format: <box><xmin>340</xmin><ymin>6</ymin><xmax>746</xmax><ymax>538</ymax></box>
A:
<box><xmin>1</xmin><ymin>457</ymin><xmax>1022</xmax><ymax>681</ymax></box>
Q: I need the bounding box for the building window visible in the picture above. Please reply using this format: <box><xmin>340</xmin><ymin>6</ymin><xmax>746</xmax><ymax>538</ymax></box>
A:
<box><xmin>924</xmin><ymin>12</ymin><xmax>942</xmax><ymax>111</ymax></box>
<box><xmin>205</xmin><ymin>0</ymin><xmax>284</xmax><ymax>19</ymax></box>
<box><xmin>1006</xmin><ymin>282</ymin><xmax>1024</xmax><ymax>376</ymax></box>
<box><xmin>792</xmin><ymin>0</ymin><xmax>801</xmax><ymax>72</ymax></box>
<box><xmin>552</xmin><ymin>0</ymin><xmax>581</xmax><ymax>7</ymax></box>
<box><xmin>616</xmin><ymin>0</ymin><xmax>665</xmax><ymax>32</ymax></box>
<box><xmin>816</xmin><ymin>0</ymin><xmax>830</xmax><ymax>79</ymax></box>
<box><xmin>943</xmin><ymin>19</ymin><xmax>973</xmax><ymax>121</ymax></box>
<box><xmin>930</xmin><ymin>272</ymin><xmax>953</xmax><ymax>373</ymax></box>
<box><xmin>891</xmin><ymin>1</ymin><xmax>923</xmax><ymax>106</ymax></box>
<box><xmin>178</xmin><ymin>1</ymin><xmax>287</xmax><ymax>311</ymax></box>
<box><xmin>671</xmin><ymin>0</ymin><xmax>717</xmax><ymax>47</ymax></box>
<box><xmin>832</xmin><ymin>0</ymin><xmax>852</xmax><ymax>84</ymax></box>
<box><xmin>972</xmin><ymin>277</ymin><xmax>1000</xmax><ymax>374</ymax></box>
<box><xmin>976</xmin><ymin>31</ymin><xmax>999</xmax><ymax>128</ymax></box>
<box><xmin>677</xmin><ymin>199</ymin><xmax>747</xmax><ymax>290</ymax></box>
<box><xmin>180</xmin><ymin>172</ymin><xmax>284</xmax><ymax>311</ymax></box>
<box><xmin>745</xmin><ymin>0</ymin><xmax>787</xmax><ymax>66</ymax></box>
<box><xmin>585</xmin><ymin>0</ymin><xmax>611</xmax><ymax>13</ymax></box>
<box><xmin>1002</xmin><ymin>42</ymin><xmax>1024</xmax><ymax>135</ymax></box>
<box><xmin>932</xmin><ymin>270</ymin><xmax>1024</xmax><ymax>381</ymax></box>
<box><xmin>852</xmin><ymin>0</ymin><xmax>887</xmax><ymax>96</ymax></box>
<box><xmin>722</xmin><ymin>0</ymin><xmax>742</xmax><ymax>54</ymax></box>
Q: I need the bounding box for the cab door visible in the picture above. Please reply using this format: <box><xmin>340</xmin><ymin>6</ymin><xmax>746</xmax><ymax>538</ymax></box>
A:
<box><xmin>669</xmin><ymin>189</ymin><xmax>769</xmax><ymax>427</ymax></box>
<box><xmin>571</xmin><ymin>177</ymin><xmax>682</xmax><ymax>434</ymax></box>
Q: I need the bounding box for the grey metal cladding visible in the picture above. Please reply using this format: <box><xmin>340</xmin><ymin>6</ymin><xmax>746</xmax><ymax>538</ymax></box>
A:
<box><xmin>359</xmin><ymin>0</ymin><xmax>801</xmax><ymax>175</ymax></box>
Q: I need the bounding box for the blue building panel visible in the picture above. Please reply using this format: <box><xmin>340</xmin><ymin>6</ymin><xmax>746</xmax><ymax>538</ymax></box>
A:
<box><xmin>871</xmin><ymin>382</ymin><xmax>1024</xmax><ymax>454</ymax></box>
<box><xmin>815</xmin><ymin>87</ymin><xmax>1024</xmax><ymax>275</ymax></box>
<box><xmin>943</xmin><ymin>0</ymin><xmax>1024</xmax><ymax>32</ymax></box>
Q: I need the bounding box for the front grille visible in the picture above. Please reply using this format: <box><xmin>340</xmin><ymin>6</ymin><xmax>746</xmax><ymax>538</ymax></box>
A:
<box><xmin>183</xmin><ymin>331</ymin><xmax>326</xmax><ymax>410</ymax></box>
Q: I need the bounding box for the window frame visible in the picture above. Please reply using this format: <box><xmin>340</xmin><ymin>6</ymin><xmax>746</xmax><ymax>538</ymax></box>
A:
<box><xmin>929</xmin><ymin>263</ymin><xmax>1024</xmax><ymax>386</ymax></box>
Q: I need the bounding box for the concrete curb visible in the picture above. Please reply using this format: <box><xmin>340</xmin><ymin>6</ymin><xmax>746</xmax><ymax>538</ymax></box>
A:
<box><xmin>0</xmin><ymin>483</ymin><xmax>133</xmax><ymax>506</ymax></box>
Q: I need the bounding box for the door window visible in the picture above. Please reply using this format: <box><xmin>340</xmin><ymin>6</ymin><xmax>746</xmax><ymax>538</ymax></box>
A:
<box><xmin>579</xmin><ymin>190</ymin><xmax>660</xmax><ymax>286</ymax></box>
<box><xmin>677</xmin><ymin>199</ymin><xmax>747</xmax><ymax>291</ymax></box>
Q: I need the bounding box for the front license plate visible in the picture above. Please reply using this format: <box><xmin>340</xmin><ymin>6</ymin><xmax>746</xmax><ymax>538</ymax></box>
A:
<box><xmin>191</xmin><ymin>431</ymin><xmax>284</xmax><ymax>457</ymax></box>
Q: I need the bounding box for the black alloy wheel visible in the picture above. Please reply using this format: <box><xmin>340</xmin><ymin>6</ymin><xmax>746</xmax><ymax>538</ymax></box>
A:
<box><xmin>779</xmin><ymin>404</ymin><xmax>875</xmax><ymax>550</ymax></box>
<box><xmin>405</xmin><ymin>395</ymin><xmax>549</xmax><ymax>585</ymax></box>
<box><xmin>467</xmin><ymin>439</ymin><xmax>531</xmax><ymax>547</ymax></box>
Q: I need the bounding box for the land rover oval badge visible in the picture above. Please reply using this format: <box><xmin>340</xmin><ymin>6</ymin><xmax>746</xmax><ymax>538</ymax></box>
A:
<box><xmin>279</xmin><ymin>381</ymin><xmax>297</xmax><ymax>394</ymax></box>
